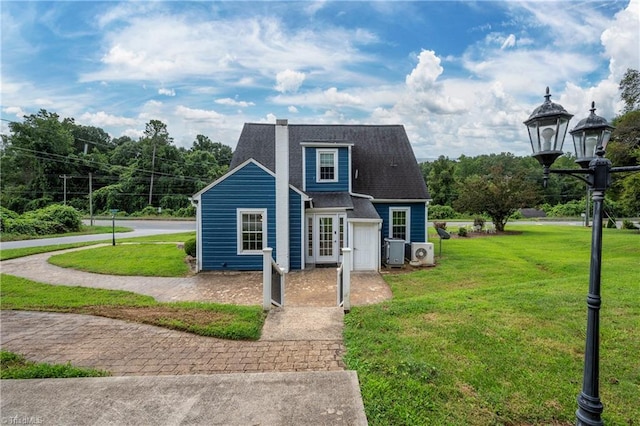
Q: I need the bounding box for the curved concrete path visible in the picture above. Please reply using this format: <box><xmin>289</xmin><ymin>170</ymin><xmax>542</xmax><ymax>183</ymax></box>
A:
<box><xmin>0</xmin><ymin>248</ymin><xmax>378</xmax><ymax>425</ymax></box>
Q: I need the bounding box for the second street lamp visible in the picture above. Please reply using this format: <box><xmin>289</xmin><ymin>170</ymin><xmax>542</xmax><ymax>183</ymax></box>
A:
<box><xmin>524</xmin><ymin>88</ymin><xmax>640</xmax><ymax>426</ymax></box>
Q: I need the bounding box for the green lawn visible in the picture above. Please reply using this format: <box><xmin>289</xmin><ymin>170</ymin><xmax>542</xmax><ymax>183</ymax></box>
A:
<box><xmin>344</xmin><ymin>225</ymin><xmax>639</xmax><ymax>425</ymax></box>
<box><xmin>1</xmin><ymin>274</ymin><xmax>265</xmax><ymax>340</ymax></box>
<box><xmin>1</xmin><ymin>350</ymin><xmax>109</xmax><ymax>379</ymax></box>
<box><xmin>48</xmin><ymin>243</ymin><xmax>190</xmax><ymax>277</ymax></box>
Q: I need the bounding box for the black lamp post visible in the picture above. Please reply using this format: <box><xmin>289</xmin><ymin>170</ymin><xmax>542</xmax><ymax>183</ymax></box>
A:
<box><xmin>110</xmin><ymin>209</ymin><xmax>118</xmax><ymax>246</ymax></box>
<box><xmin>524</xmin><ymin>88</ymin><xmax>640</xmax><ymax>426</ymax></box>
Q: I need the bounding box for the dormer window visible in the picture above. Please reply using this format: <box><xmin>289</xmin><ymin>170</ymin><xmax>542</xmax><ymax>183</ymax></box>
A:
<box><xmin>317</xmin><ymin>149</ymin><xmax>338</xmax><ymax>182</ymax></box>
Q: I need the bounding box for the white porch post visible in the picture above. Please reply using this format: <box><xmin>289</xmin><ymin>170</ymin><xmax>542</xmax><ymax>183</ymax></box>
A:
<box><xmin>262</xmin><ymin>247</ymin><xmax>272</xmax><ymax>311</ymax></box>
<box><xmin>342</xmin><ymin>247</ymin><xmax>351</xmax><ymax>312</ymax></box>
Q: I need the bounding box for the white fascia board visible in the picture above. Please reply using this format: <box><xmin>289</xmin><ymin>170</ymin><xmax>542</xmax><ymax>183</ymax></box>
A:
<box><xmin>192</xmin><ymin>158</ymin><xmax>308</xmax><ymax>200</ymax></box>
<box><xmin>300</xmin><ymin>141</ymin><xmax>354</xmax><ymax>147</ymax></box>
<box><xmin>348</xmin><ymin>145</ymin><xmax>352</xmax><ymax>193</ymax></box>
<box><xmin>371</xmin><ymin>198</ymin><xmax>429</xmax><ymax>203</ymax></box>
<box><xmin>305</xmin><ymin>207</ymin><xmax>348</xmax><ymax>213</ymax></box>
<box><xmin>346</xmin><ymin>218</ymin><xmax>382</xmax><ymax>223</ymax></box>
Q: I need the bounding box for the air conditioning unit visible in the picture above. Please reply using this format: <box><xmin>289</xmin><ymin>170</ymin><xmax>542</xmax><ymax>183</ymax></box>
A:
<box><xmin>410</xmin><ymin>242</ymin><xmax>434</xmax><ymax>266</ymax></box>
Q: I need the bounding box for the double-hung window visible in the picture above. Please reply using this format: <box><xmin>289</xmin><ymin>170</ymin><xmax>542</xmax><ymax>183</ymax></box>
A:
<box><xmin>389</xmin><ymin>207</ymin><xmax>410</xmax><ymax>241</ymax></box>
<box><xmin>317</xmin><ymin>149</ymin><xmax>338</xmax><ymax>182</ymax></box>
<box><xmin>237</xmin><ymin>209</ymin><xmax>266</xmax><ymax>254</ymax></box>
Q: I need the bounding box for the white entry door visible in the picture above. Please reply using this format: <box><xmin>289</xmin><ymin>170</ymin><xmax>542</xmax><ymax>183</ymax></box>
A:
<box><xmin>315</xmin><ymin>215</ymin><xmax>338</xmax><ymax>263</ymax></box>
<box><xmin>352</xmin><ymin>222</ymin><xmax>379</xmax><ymax>271</ymax></box>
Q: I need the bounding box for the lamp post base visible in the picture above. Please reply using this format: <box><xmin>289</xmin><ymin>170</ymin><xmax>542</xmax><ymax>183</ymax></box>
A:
<box><xmin>576</xmin><ymin>392</ymin><xmax>604</xmax><ymax>426</ymax></box>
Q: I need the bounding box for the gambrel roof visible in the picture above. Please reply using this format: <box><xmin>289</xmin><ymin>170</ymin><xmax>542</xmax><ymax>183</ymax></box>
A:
<box><xmin>230</xmin><ymin>124</ymin><xmax>430</xmax><ymax>200</ymax></box>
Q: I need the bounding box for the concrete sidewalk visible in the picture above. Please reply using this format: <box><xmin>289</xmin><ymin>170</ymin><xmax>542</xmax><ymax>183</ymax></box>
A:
<box><xmin>1</xmin><ymin>310</ymin><xmax>368</xmax><ymax>425</ymax></box>
<box><xmin>2</xmin><ymin>372</ymin><xmax>368</xmax><ymax>425</ymax></box>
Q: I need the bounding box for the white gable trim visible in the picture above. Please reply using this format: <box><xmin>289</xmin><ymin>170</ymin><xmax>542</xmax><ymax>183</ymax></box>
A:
<box><xmin>192</xmin><ymin>158</ymin><xmax>308</xmax><ymax>200</ymax></box>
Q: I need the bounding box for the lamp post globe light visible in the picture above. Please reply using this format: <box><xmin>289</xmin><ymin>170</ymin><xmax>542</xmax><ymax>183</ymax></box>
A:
<box><xmin>524</xmin><ymin>88</ymin><xmax>640</xmax><ymax>426</ymax></box>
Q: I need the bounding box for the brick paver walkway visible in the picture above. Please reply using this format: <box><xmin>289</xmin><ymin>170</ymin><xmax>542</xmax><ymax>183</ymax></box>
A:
<box><xmin>1</xmin><ymin>311</ymin><xmax>345</xmax><ymax>376</ymax></box>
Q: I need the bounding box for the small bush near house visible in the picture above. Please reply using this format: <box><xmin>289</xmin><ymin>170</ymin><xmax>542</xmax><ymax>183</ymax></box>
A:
<box><xmin>622</xmin><ymin>220</ymin><xmax>638</xmax><ymax>230</ymax></box>
<box><xmin>184</xmin><ymin>237</ymin><xmax>197</xmax><ymax>257</ymax></box>
<box><xmin>457</xmin><ymin>227</ymin><xmax>467</xmax><ymax>237</ymax></box>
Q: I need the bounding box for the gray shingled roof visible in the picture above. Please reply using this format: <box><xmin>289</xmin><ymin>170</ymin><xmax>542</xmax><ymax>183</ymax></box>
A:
<box><xmin>230</xmin><ymin>124</ymin><xmax>430</xmax><ymax>200</ymax></box>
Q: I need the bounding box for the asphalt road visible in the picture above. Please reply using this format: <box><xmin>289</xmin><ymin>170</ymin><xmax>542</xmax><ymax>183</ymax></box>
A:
<box><xmin>1</xmin><ymin>219</ymin><xmax>196</xmax><ymax>250</ymax></box>
<box><xmin>0</xmin><ymin>219</ymin><xmax>600</xmax><ymax>250</ymax></box>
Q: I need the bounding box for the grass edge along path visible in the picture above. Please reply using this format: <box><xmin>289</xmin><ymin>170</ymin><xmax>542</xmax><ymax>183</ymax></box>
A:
<box><xmin>48</xmin><ymin>243</ymin><xmax>190</xmax><ymax>277</ymax></box>
<box><xmin>1</xmin><ymin>350</ymin><xmax>110</xmax><ymax>379</ymax></box>
<box><xmin>344</xmin><ymin>225</ymin><xmax>639</xmax><ymax>426</ymax></box>
<box><xmin>0</xmin><ymin>232</ymin><xmax>195</xmax><ymax>261</ymax></box>
<box><xmin>1</xmin><ymin>274</ymin><xmax>265</xmax><ymax>341</ymax></box>
<box><xmin>0</xmin><ymin>225</ymin><xmax>132</xmax><ymax>243</ymax></box>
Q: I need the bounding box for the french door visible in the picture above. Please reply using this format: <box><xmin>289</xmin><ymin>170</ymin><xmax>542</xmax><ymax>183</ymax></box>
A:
<box><xmin>311</xmin><ymin>214</ymin><xmax>345</xmax><ymax>264</ymax></box>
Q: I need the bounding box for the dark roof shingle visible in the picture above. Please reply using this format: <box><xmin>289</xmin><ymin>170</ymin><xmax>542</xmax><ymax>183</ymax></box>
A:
<box><xmin>230</xmin><ymin>124</ymin><xmax>430</xmax><ymax>200</ymax></box>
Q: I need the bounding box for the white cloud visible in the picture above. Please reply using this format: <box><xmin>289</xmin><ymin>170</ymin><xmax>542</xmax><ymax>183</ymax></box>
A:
<box><xmin>288</xmin><ymin>106</ymin><xmax>298</xmax><ymax>113</ymax></box>
<box><xmin>601</xmin><ymin>0</ymin><xmax>640</xmax><ymax>81</ymax></box>
<box><xmin>79</xmin><ymin>111</ymin><xmax>138</xmax><ymax>127</ymax></box>
<box><xmin>215</xmin><ymin>98</ymin><xmax>255</xmax><ymax>108</ymax></box>
<box><xmin>501</xmin><ymin>34</ymin><xmax>516</xmax><ymax>50</ymax></box>
<box><xmin>3</xmin><ymin>106</ymin><xmax>26</xmax><ymax>118</ymax></box>
<box><xmin>122</xmin><ymin>128</ymin><xmax>144</xmax><ymax>139</ymax></box>
<box><xmin>82</xmin><ymin>13</ymin><xmax>376</xmax><ymax>88</ymax></box>
<box><xmin>405</xmin><ymin>50</ymin><xmax>443</xmax><ymax>91</ymax></box>
<box><xmin>275</xmin><ymin>69</ymin><xmax>306</xmax><ymax>93</ymax></box>
<box><xmin>323</xmin><ymin>87</ymin><xmax>362</xmax><ymax>106</ymax></box>
<box><xmin>158</xmin><ymin>88</ymin><xmax>176</xmax><ymax>97</ymax></box>
<box><xmin>175</xmin><ymin>105</ymin><xmax>224</xmax><ymax>123</ymax></box>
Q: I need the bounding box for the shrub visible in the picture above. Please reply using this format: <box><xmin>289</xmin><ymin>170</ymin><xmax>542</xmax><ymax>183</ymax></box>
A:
<box><xmin>510</xmin><ymin>210</ymin><xmax>524</xmax><ymax>220</ymax></box>
<box><xmin>473</xmin><ymin>217</ymin><xmax>485</xmax><ymax>229</ymax></box>
<box><xmin>622</xmin><ymin>220</ymin><xmax>638</xmax><ymax>230</ymax></box>
<box><xmin>458</xmin><ymin>227</ymin><xmax>468</xmax><ymax>237</ymax></box>
<box><xmin>429</xmin><ymin>205</ymin><xmax>460</xmax><ymax>220</ymax></box>
<box><xmin>24</xmin><ymin>197</ymin><xmax>53</xmax><ymax>212</ymax></box>
<box><xmin>24</xmin><ymin>205</ymin><xmax>82</xmax><ymax>232</ymax></box>
<box><xmin>3</xmin><ymin>218</ymin><xmax>65</xmax><ymax>236</ymax></box>
<box><xmin>547</xmin><ymin>199</ymin><xmax>586</xmax><ymax>217</ymax></box>
<box><xmin>0</xmin><ymin>207</ymin><xmax>19</xmax><ymax>232</ymax></box>
<box><xmin>174</xmin><ymin>206</ymin><xmax>196</xmax><ymax>217</ymax></box>
<box><xmin>184</xmin><ymin>237</ymin><xmax>197</xmax><ymax>257</ymax></box>
<box><xmin>140</xmin><ymin>206</ymin><xmax>159</xmax><ymax>216</ymax></box>
<box><xmin>433</xmin><ymin>222</ymin><xmax>447</xmax><ymax>230</ymax></box>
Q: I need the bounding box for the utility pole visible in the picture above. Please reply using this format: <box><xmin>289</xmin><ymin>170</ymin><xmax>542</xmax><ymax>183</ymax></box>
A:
<box><xmin>59</xmin><ymin>174</ymin><xmax>69</xmax><ymax>205</ymax></box>
<box><xmin>89</xmin><ymin>172</ymin><xmax>93</xmax><ymax>226</ymax></box>
<box><xmin>148</xmin><ymin>142</ymin><xmax>157</xmax><ymax>206</ymax></box>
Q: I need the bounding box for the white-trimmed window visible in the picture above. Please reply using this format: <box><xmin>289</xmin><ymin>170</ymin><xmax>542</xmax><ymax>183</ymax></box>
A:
<box><xmin>316</xmin><ymin>149</ymin><xmax>338</xmax><ymax>182</ymax></box>
<box><xmin>389</xmin><ymin>207</ymin><xmax>410</xmax><ymax>241</ymax></box>
<box><xmin>237</xmin><ymin>209</ymin><xmax>267</xmax><ymax>254</ymax></box>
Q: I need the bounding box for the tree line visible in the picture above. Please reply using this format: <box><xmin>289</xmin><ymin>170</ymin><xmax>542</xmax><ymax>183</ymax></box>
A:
<box><xmin>1</xmin><ymin>70</ymin><xmax>638</xmax><ymax>226</ymax></box>
<box><xmin>420</xmin><ymin>69</ymin><xmax>640</xmax><ymax>230</ymax></box>
<box><xmin>1</xmin><ymin>113</ymin><xmax>232</xmax><ymax>216</ymax></box>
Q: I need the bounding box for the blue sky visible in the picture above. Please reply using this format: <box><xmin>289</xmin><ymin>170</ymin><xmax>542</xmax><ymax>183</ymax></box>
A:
<box><xmin>1</xmin><ymin>1</ymin><xmax>638</xmax><ymax>159</ymax></box>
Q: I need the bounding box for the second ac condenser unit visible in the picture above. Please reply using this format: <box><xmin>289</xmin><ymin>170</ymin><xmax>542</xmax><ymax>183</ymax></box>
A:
<box><xmin>410</xmin><ymin>242</ymin><xmax>434</xmax><ymax>266</ymax></box>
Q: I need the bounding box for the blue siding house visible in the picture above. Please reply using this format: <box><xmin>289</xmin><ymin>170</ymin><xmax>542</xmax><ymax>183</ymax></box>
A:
<box><xmin>193</xmin><ymin>120</ymin><xmax>431</xmax><ymax>272</ymax></box>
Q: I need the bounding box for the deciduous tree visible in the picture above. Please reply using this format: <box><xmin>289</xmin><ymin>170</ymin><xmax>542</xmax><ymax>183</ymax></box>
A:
<box><xmin>454</xmin><ymin>166</ymin><xmax>540</xmax><ymax>231</ymax></box>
